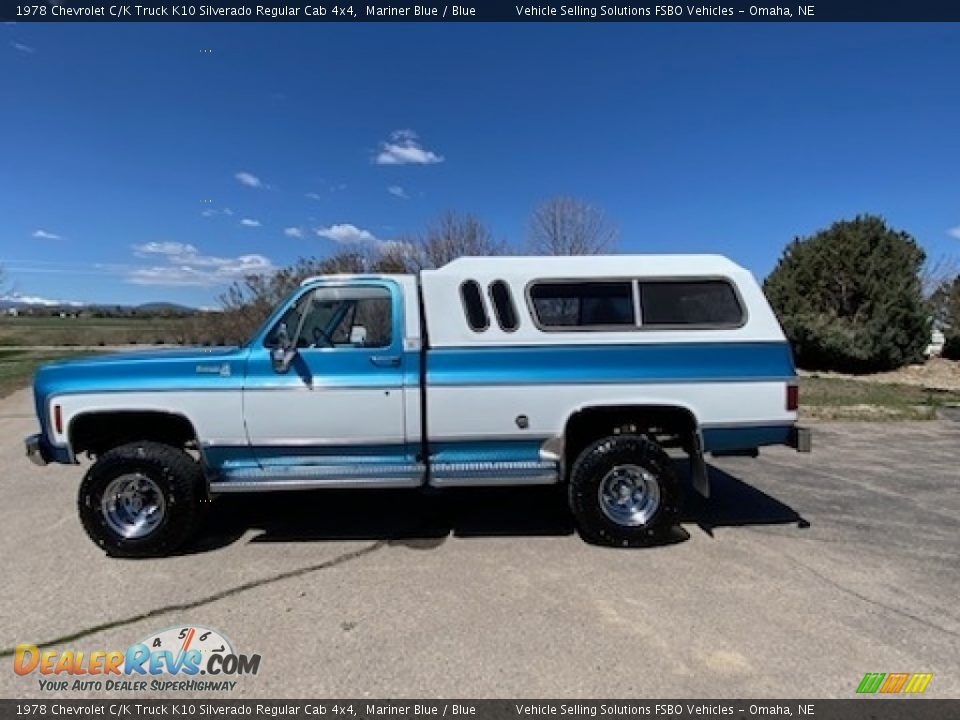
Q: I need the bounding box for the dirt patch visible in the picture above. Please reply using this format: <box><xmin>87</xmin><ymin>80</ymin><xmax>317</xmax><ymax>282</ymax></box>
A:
<box><xmin>800</xmin><ymin>357</ymin><xmax>960</xmax><ymax>392</ymax></box>
<box><xmin>801</xmin><ymin>403</ymin><xmax>937</xmax><ymax>422</ymax></box>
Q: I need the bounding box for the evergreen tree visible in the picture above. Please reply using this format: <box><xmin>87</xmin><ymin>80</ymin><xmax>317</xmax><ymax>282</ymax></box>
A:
<box><xmin>764</xmin><ymin>215</ymin><xmax>930</xmax><ymax>372</ymax></box>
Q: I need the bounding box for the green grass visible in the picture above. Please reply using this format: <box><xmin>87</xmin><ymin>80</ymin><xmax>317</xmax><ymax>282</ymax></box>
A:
<box><xmin>800</xmin><ymin>376</ymin><xmax>960</xmax><ymax>421</ymax></box>
<box><xmin>0</xmin><ymin>349</ymin><xmax>96</xmax><ymax>399</ymax></box>
<box><xmin>0</xmin><ymin>316</ymin><xmax>195</xmax><ymax>347</ymax></box>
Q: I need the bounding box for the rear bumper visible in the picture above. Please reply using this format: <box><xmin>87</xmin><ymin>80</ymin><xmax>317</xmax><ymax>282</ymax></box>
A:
<box><xmin>25</xmin><ymin>434</ymin><xmax>52</xmax><ymax>466</ymax></box>
<box><xmin>789</xmin><ymin>426</ymin><xmax>813</xmax><ymax>453</ymax></box>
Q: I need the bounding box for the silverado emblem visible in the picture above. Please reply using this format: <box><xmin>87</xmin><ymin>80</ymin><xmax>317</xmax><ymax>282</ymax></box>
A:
<box><xmin>195</xmin><ymin>363</ymin><xmax>231</xmax><ymax>377</ymax></box>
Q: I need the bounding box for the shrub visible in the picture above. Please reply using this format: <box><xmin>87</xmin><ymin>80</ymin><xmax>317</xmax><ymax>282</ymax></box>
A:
<box><xmin>764</xmin><ymin>215</ymin><xmax>930</xmax><ymax>373</ymax></box>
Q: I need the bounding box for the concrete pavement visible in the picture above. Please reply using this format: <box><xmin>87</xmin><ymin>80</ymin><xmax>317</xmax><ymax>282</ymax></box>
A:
<box><xmin>1</xmin><ymin>386</ymin><xmax>957</xmax><ymax>699</ymax></box>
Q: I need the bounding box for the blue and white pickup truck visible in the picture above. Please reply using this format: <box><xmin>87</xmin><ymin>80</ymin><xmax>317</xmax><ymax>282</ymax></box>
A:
<box><xmin>26</xmin><ymin>255</ymin><xmax>810</xmax><ymax>556</ymax></box>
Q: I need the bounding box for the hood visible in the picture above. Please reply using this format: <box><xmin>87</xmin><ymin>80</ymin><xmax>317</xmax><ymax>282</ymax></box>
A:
<box><xmin>41</xmin><ymin>346</ymin><xmax>241</xmax><ymax>367</ymax></box>
<box><xmin>33</xmin><ymin>346</ymin><xmax>249</xmax><ymax>407</ymax></box>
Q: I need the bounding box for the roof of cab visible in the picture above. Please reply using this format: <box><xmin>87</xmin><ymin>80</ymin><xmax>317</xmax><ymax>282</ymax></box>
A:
<box><xmin>299</xmin><ymin>273</ymin><xmax>411</xmax><ymax>287</ymax></box>
<box><xmin>424</xmin><ymin>254</ymin><xmax>748</xmax><ymax>278</ymax></box>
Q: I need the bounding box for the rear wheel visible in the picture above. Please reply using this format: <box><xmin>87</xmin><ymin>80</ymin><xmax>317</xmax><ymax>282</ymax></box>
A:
<box><xmin>78</xmin><ymin>441</ymin><xmax>203</xmax><ymax>557</ymax></box>
<box><xmin>568</xmin><ymin>434</ymin><xmax>682</xmax><ymax>547</ymax></box>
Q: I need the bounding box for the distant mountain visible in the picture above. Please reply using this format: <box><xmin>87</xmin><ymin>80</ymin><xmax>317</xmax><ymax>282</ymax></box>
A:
<box><xmin>136</xmin><ymin>302</ymin><xmax>197</xmax><ymax>313</ymax></box>
<box><xmin>0</xmin><ymin>296</ymin><xmax>200</xmax><ymax>313</ymax></box>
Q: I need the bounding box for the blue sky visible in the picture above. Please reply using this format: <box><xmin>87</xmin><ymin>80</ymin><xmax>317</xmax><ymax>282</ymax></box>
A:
<box><xmin>2</xmin><ymin>22</ymin><xmax>959</xmax><ymax>307</ymax></box>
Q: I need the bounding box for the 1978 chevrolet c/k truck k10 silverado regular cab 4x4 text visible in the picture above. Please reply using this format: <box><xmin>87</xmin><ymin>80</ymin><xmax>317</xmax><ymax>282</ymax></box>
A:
<box><xmin>26</xmin><ymin>255</ymin><xmax>811</xmax><ymax>556</ymax></box>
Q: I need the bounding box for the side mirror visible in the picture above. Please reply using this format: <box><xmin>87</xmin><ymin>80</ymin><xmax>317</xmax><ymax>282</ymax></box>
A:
<box><xmin>271</xmin><ymin>346</ymin><xmax>297</xmax><ymax>373</ymax></box>
<box><xmin>271</xmin><ymin>322</ymin><xmax>297</xmax><ymax>373</ymax></box>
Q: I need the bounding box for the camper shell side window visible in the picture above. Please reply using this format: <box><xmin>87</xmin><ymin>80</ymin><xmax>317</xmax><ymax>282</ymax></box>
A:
<box><xmin>525</xmin><ymin>277</ymin><xmax>746</xmax><ymax>331</ymax></box>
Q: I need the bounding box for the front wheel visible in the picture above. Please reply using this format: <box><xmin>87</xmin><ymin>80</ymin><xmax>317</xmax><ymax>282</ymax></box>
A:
<box><xmin>78</xmin><ymin>441</ymin><xmax>203</xmax><ymax>558</ymax></box>
<box><xmin>568</xmin><ymin>434</ymin><xmax>682</xmax><ymax>547</ymax></box>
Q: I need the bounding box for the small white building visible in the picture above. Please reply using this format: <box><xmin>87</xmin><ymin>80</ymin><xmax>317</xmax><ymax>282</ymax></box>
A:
<box><xmin>926</xmin><ymin>328</ymin><xmax>946</xmax><ymax>357</ymax></box>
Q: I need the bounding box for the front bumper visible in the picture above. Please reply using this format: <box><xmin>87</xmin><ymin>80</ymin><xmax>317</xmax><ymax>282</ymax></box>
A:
<box><xmin>790</xmin><ymin>426</ymin><xmax>813</xmax><ymax>453</ymax></box>
<box><xmin>25</xmin><ymin>434</ymin><xmax>52</xmax><ymax>466</ymax></box>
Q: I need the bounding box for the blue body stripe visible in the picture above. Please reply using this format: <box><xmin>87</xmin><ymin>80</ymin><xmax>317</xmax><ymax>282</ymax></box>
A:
<box><xmin>248</xmin><ymin>444</ymin><xmax>414</xmax><ymax>467</ymax></box>
<box><xmin>208</xmin><ymin>441</ymin><xmax>544</xmax><ymax>474</ymax></box>
<box><xmin>427</xmin><ymin>342</ymin><xmax>795</xmax><ymax>386</ymax></box>
<box><xmin>701</xmin><ymin>425</ymin><xmax>793</xmax><ymax>452</ymax></box>
<box><xmin>430</xmin><ymin>439</ymin><xmax>547</xmax><ymax>464</ymax></box>
<box><xmin>224</xmin><ymin>427</ymin><xmax>790</xmax><ymax>474</ymax></box>
<box><xmin>34</xmin><ymin>342</ymin><xmax>794</xmax><ymax>399</ymax></box>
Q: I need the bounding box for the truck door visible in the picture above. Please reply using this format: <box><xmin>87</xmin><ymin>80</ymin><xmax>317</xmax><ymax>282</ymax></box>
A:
<box><xmin>243</xmin><ymin>281</ymin><xmax>412</xmax><ymax>474</ymax></box>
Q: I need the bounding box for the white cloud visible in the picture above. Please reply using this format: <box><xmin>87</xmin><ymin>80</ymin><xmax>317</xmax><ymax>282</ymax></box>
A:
<box><xmin>948</xmin><ymin>226</ymin><xmax>960</xmax><ymax>240</ymax></box>
<box><xmin>235</xmin><ymin>171</ymin><xmax>264</xmax><ymax>188</ymax></box>
<box><xmin>128</xmin><ymin>242</ymin><xmax>273</xmax><ymax>287</ymax></box>
<box><xmin>1</xmin><ymin>293</ymin><xmax>62</xmax><ymax>307</ymax></box>
<box><xmin>133</xmin><ymin>241</ymin><xmax>197</xmax><ymax>257</ymax></box>
<box><xmin>374</xmin><ymin>130</ymin><xmax>444</xmax><ymax>166</ymax></box>
<box><xmin>305</xmin><ymin>192</ymin><xmax>323</xmax><ymax>201</ymax></box>
<box><xmin>32</xmin><ymin>229</ymin><xmax>61</xmax><ymax>240</ymax></box>
<box><xmin>200</xmin><ymin>207</ymin><xmax>235</xmax><ymax>219</ymax></box>
<box><xmin>387</xmin><ymin>185</ymin><xmax>410</xmax><ymax>199</ymax></box>
<box><xmin>315</xmin><ymin>223</ymin><xmax>379</xmax><ymax>245</ymax></box>
<box><xmin>240</xmin><ymin>218</ymin><xmax>261</xmax><ymax>228</ymax></box>
<box><xmin>284</xmin><ymin>227</ymin><xmax>304</xmax><ymax>238</ymax></box>
<box><xmin>11</xmin><ymin>41</ymin><xmax>34</xmax><ymax>54</ymax></box>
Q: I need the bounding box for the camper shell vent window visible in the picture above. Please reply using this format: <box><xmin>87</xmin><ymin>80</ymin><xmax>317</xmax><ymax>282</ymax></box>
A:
<box><xmin>460</xmin><ymin>280</ymin><xmax>489</xmax><ymax>332</ymax></box>
<box><xmin>489</xmin><ymin>280</ymin><xmax>519</xmax><ymax>332</ymax></box>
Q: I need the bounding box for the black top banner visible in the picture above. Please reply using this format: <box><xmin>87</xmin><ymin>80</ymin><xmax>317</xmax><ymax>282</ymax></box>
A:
<box><xmin>3</xmin><ymin>0</ymin><xmax>960</xmax><ymax>22</ymax></box>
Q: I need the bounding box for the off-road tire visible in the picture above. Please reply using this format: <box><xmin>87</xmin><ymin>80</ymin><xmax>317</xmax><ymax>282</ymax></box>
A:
<box><xmin>78</xmin><ymin>441</ymin><xmax>203</xmax><ymax>558</ymax></box>
<box><xmin>568</xmin><ymin>434</ymin><xmax>682</xmax><ymax>547</ymax></box>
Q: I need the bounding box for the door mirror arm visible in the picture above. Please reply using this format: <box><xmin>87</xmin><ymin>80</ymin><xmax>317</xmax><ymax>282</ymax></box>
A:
<box><xmin>271</xmin><ymin>322</ymin><xmax>298</xmax><ymax>373</ymax></box>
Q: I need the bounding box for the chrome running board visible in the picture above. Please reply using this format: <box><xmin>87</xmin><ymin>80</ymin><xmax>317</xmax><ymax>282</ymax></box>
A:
<box><xmin>210</xmin><ymin>463</ymin><xmax>424</xmax><ymax>492</ymax></box>
<box><xmin>209</xmin><ymin>459</ymin><xmax>560</xmax><ymax>492</ymax></box>
<box><xmin>429</xmin><ymin>460</ymin><xmax>558</xmax><ymax>487</ymax></box>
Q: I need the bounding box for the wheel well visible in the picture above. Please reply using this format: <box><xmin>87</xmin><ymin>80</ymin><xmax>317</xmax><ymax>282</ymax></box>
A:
<box><xmin>69</xmin><ymin>411</ymin><xmax>198</xmax><ymax>457</ymax></box>
<box><xmin>564</xmin><ymin>405</ymin><xmax>698</xmax><ymax>466</ymax></box>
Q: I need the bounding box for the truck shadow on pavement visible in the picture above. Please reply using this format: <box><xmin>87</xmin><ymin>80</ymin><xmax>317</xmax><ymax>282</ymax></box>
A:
<box><xmin>184</xmin><ymin>462</ymin><xmax>809</xmax><ymax>555</ymax></box>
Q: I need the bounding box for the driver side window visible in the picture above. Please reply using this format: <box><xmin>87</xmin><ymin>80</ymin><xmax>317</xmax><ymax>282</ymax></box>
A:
<box><xmin>267</xmin><ymin>286</ymin><xmax>393</xmax><ymax>349</ymax></box>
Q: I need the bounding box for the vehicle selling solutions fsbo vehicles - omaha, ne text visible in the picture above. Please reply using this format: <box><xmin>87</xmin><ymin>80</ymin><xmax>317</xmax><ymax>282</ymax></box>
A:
<box><xmin>26</xmin><ymin>255</ymin><xmax>811</xmax><ymax>556</ymax></box>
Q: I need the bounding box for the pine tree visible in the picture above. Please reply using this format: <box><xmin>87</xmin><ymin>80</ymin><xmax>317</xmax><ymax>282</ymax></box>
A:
<box><xmin>764</xmin><ymin>215</ymin><xmax>930</xmax><ymax>373</ymax></box>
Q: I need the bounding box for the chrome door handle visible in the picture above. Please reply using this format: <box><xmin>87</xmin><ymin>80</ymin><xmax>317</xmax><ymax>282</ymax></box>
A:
<box><xmin>369</xmin><ymin>355</ymin><xmax>401</xmax><ymax>368</ymax></box>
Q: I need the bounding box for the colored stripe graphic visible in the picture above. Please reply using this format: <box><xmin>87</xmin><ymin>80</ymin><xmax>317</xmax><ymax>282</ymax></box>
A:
<box><xmin>903</xmin><ymin>673</ymin><xmax>934</xmax><ymax>694</ymax></box>
<box><xmin>879</xmin><ymin>673</ymin><xmax>909</xmax><ymax>693</ymax></box>
<box><xmin>856</xmin><ymin>672</ymin><xmax>933</xmax><ymax>694</ymax></box>
<box><xmin>856</xmin><ymin>673</ymin><xmax>886</xmax><ymax>694</ymax></box>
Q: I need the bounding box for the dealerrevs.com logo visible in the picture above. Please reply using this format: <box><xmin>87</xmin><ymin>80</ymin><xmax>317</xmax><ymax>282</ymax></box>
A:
<box><xmin>14</xmin><ymin>625</ymin><xmax>260</xmax><ymax>693</ymax></box>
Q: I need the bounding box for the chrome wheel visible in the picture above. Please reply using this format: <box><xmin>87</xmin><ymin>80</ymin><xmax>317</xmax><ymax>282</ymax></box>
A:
<box><xmin>101</xmin><ymin>473</ymin><xmax>166</xmax><ymax>539</ymax></box>
<box><xmin>597</xmin><ymin>464</ymin><xmax>661</xmax><ymax>527</ymax></box>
